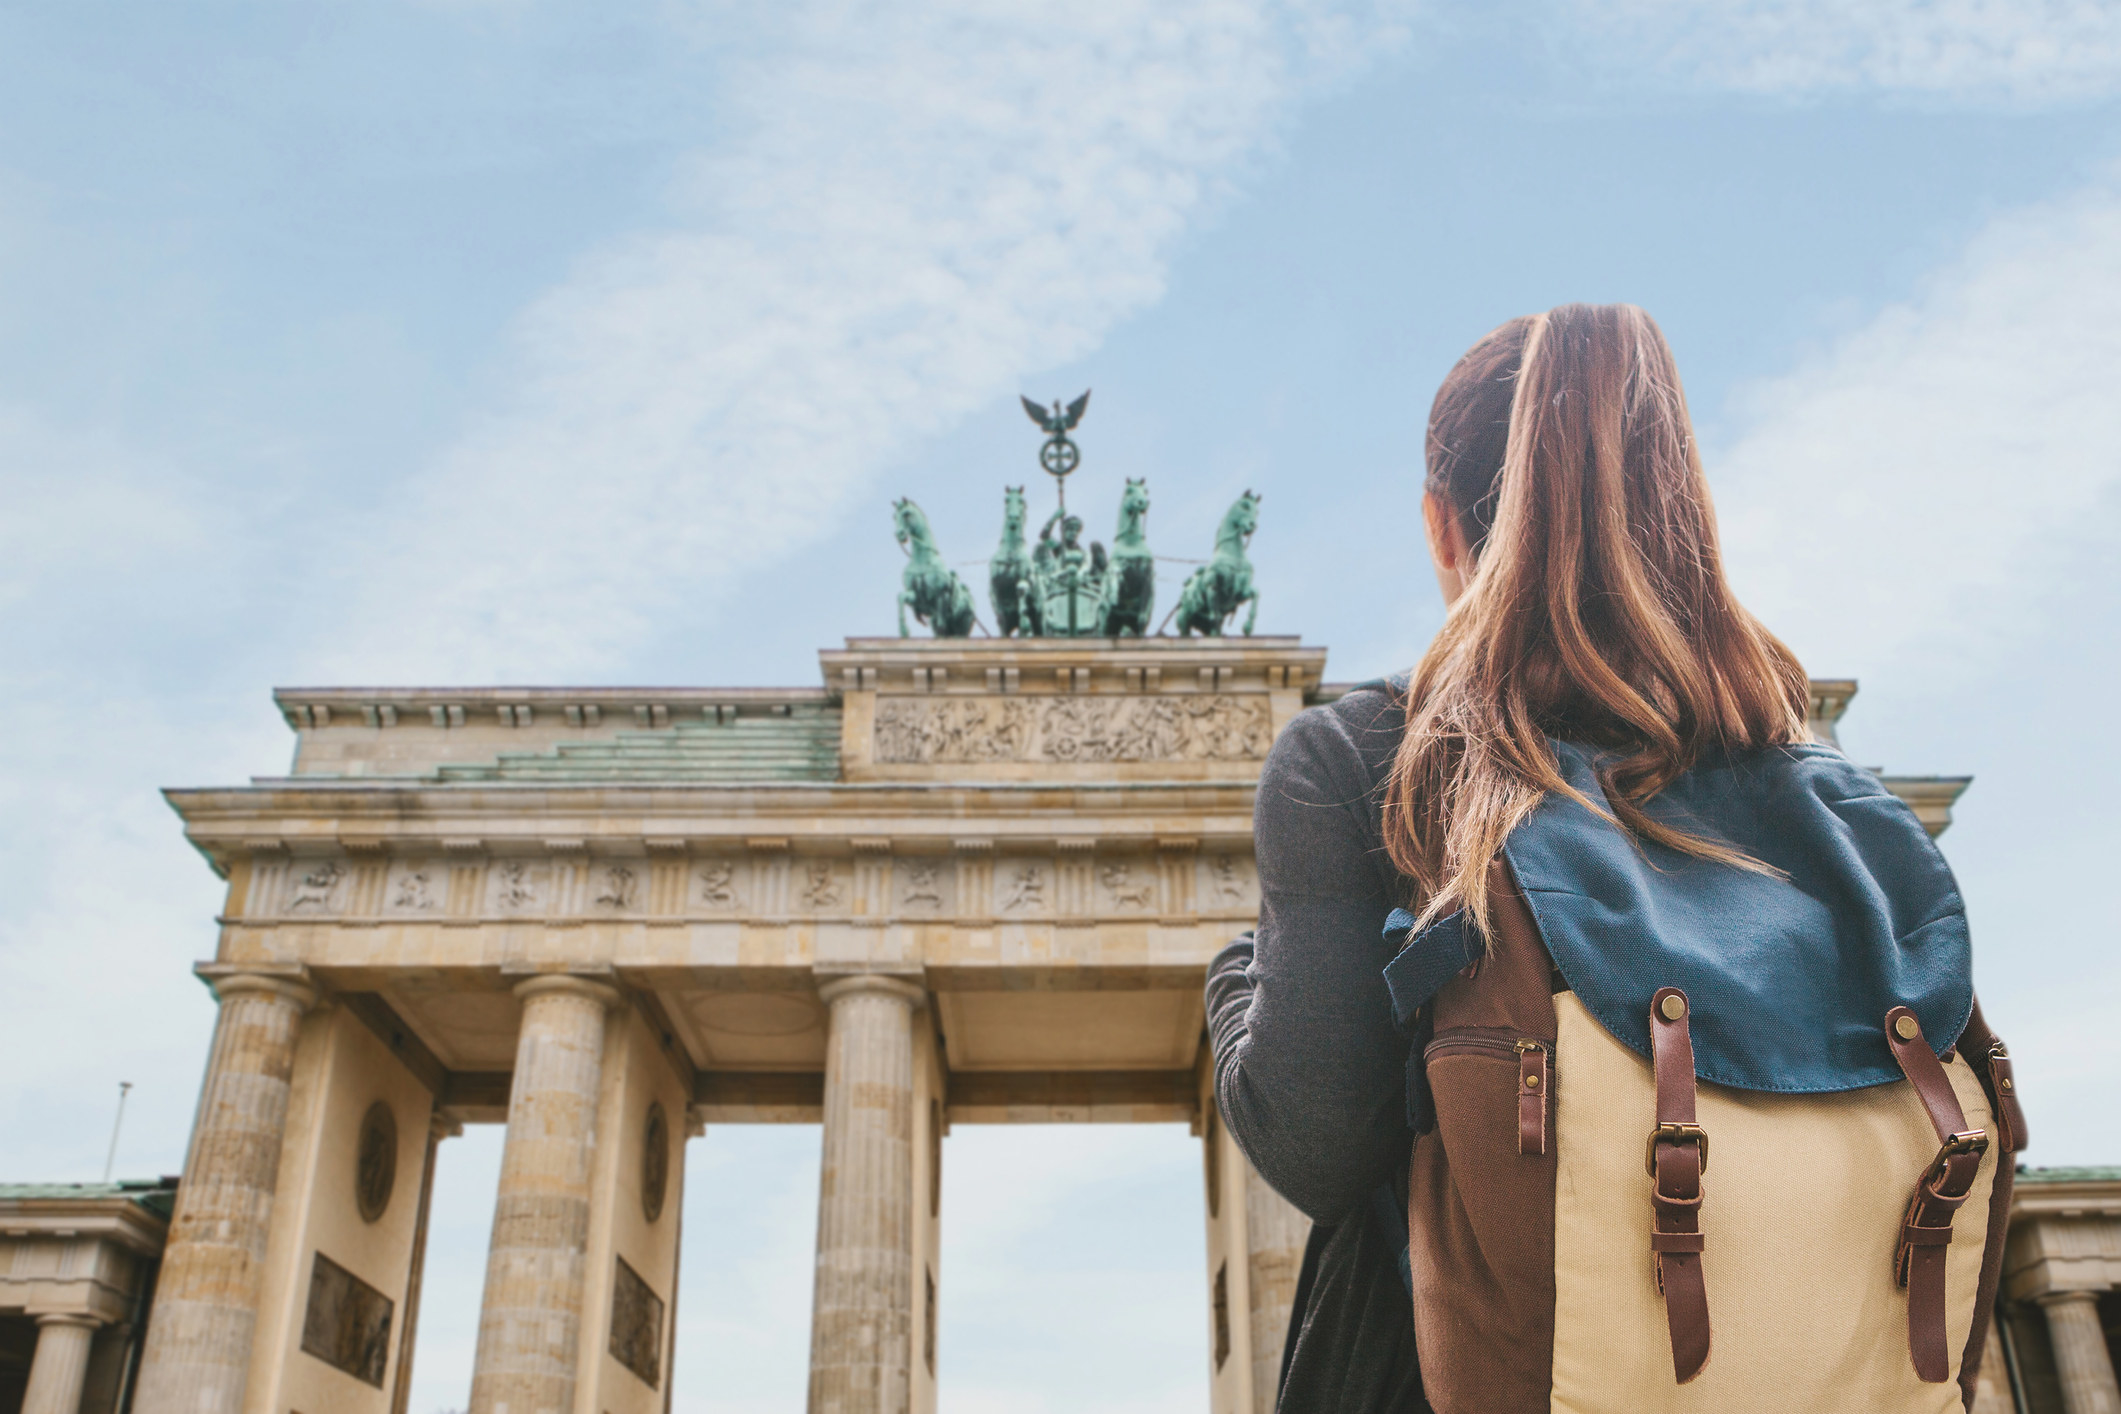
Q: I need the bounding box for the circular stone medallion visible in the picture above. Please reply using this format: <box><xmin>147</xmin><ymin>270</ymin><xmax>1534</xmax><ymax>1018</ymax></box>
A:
<box><xmin>355</xmin><ymin>1101</ymin><xmax>397</xmax><ymax>1223</ymax></box>
<box><xmin>642</xmin><ymin>1102</ymin><xmax>670</xmax><ymax>1223</ymax></box>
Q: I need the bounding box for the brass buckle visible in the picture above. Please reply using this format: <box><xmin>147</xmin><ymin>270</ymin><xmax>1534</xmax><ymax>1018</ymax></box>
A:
<box><xmin>1645</xmin><ymin>1122</ymin><xmax>1709</xmax><ymax>1177</ymax></box>
<box><xmin>1924</xmin><ymin>1129</ymin><xmax>1989</xmax><ymax>1184</ymax></box>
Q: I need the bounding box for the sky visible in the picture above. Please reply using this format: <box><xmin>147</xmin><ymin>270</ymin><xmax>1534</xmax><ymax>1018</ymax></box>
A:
<box><xmin>4</xmin><ymin>1</ymin><xmax>2120</xmax><ymax>1410</ymax></box>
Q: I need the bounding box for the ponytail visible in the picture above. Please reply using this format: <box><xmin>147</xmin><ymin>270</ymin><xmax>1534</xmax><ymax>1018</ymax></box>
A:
<box><xmin>1383</xmin><ymin>304</ymin><xmax>1811</xmax><ymax>935</ymax></box>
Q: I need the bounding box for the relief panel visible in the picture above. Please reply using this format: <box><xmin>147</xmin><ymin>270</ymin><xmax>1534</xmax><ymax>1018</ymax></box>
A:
<box><xmin>298</xmin><ymin>1251</ymin><xmax>393</xmax><ymax>1388</ymax></box>
<box><xmin>995</xmin><ymin>860</ymin><xmax>1051</xmax><ymax>918</ymax></box>
<box><xmin>485</xmin><ymin>860</ymin><xmax>553</xmax><ymax>917</ymax></box>
<box><xmin>284</xmin><ymin>858</ymin><xmax>349</xmax><ymax>915</ymax></box>
<box><xmin>383</xmin><ymin>861</ymin><xmax>443</xmax><ymax>916</ymax></box>
<box><xmin>588</xmin><ymin>861</ymin><xmax>642</xmax><ymax>914</ymax></box>
<box><xmin>795</xmin><ymin>859</ymin><xmax>848</xmax><ymax>912</ymax></box>
<box><xmin>695</xmin><ymin>858</ymin><xmax>745</xmax><ymax>912</ymax></box>
<box><xmin>896</xmin><ymin>858</ymin><xmax>952</xmax><ymax>915</ymax></box>
<box><xmin>1199</xmin><ymin>852</ymin><xmax>1256</xmax><ymax>912</ymax></box>
<box><xmin>1097</xmin><ymin>859</ymin><xmax>1157</xmax><ymax>913</ymax></box>
<box><xmin>873</xmin><ymin>693</ymin><xmax>1271</xmax><ymax>764</ymax></box>
<box><xmin>608</xmin><ymin>1255</ymin><xmax>665</xmax><ymax>1389</ymax></box>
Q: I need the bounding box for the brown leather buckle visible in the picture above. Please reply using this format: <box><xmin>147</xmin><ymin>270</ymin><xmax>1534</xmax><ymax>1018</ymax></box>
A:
<box><xmin>1645</xmin><ymin>1122</ymin><xmax>1709</xmax><ymax>1177</ymax></box>
<box><xmin>1924</xmin><ymin>1129</ymin><xmax>1988</xmax><ymax>1184</ymax></box>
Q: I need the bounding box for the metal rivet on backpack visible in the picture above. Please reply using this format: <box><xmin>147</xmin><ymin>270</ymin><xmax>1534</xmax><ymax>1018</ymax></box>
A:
<box><xmin>1659</xmin><ymin>994</ymin><xmax>1686</xmax><ymax>1022</ymax></box>
<box><xmin>1524</xmin><ymin>1074</ymin><xmax>1541</xmax><ymax>1089</ymax></box>
<box><xmin>2001</xmin><ymin>1078</ymin><xmax>2013</xmax><ymax>1090</ymax></box>
<box><xmin>1894</xmin><ymin>1015</ymin><xmax>1920</xmax><ymax>1041</ymax></box>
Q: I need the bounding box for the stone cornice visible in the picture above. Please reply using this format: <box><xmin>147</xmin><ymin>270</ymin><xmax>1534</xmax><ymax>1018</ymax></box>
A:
<box><xmin>0</xmin><ymin>1197</ymin><xmax>170</xmax><ymax>1255</ymax></box>
<box><xmin>274</xmin><ymin>683</ymin><xmax>830</xmax><ymax>727</ymax></box>
<box><xmin>819</xmin><ymin>635</ymin><xmax>1329</xmax><ymax>697</ymax></box>
<box><xmin>2010</xmin><ymin>1176</ymin><xmax>2121</xmax><ymax>1221</ymax></box>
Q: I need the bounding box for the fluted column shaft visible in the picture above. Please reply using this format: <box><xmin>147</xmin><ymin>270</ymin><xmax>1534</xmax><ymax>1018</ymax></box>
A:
<box><xmin>134</xmin><ymin>972</ymin><xmax>314</xmax><ymax>1414</ymax></box>
<box><xmin>1243</xmin><ymin>1167</ymin><xmax>1310</xmax><ymax>1414</ymax></box>
<box><xmin>469</xmin><ymin>975</ymin><xmax>620</xmax><ymax>1414</ymax></box>
<box><xmin>22</xmin><ymin>1315</ymin><xmax>99</xmax><ymax>1414</ymax></box>
<box><xmin>809</xmin><ymin>975</ymin><xmax>923</xmax><ymax>1414</ymax></box>
<box><xmin>2042</xmin><ymin>1290</ymin><xmax>2121</xmax><ymax>1414</ymax></box>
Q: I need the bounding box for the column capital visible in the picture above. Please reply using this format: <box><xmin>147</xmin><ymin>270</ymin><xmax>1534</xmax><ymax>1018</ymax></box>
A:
<box><xmin>816</xmin><ymin>973</ymin><xmax>926</xmax><ymax>1008</ymax></box>
<box><xmin>29</xmin><ymin>1312</ymin><xmax>102</xmax><ymax>1331</ymax></box>
<box><xmin>511</xmin><ymin>974</ymin><xmax>622</xmax><ymax>1008</ymax></box>
<box><xmin>2036</xmin><ymin>1287</ymin><xmax>2108</xmax><ymax>1307</ymax></box>
<box><xmin>194</xmin><ymin>964</ymin><xmax>316</xmax><ymax>1011</ymax></box>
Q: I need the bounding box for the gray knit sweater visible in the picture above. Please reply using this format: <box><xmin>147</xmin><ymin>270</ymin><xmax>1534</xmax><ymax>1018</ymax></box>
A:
<box><xmin>1206</xmin><ymin>684</ymin><xmax>1410</xmax><ymax>1224</ymax></box>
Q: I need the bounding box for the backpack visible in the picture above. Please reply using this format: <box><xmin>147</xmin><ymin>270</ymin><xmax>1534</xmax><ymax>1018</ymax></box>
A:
<box><xmin>1380</xmin><ymin>858</ymin><xmax>2026</xmax><ymax>1414</ymax></box>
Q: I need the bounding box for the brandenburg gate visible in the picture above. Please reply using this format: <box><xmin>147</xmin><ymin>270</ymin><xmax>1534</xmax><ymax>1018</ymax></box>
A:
<box><xmin>138</xmin><ymin>635</ymin><xmax>1346</xmax><ymax>1414</ymax></box>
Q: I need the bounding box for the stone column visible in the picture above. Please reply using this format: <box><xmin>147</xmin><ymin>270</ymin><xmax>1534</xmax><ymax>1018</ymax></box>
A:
<box><xmin>2040</xmin><ymin>1290</ymin><xmax>2121</xmax><ymax>1414</ymax></box>
<box><xmin>809</xmin><ymin>974</ymin><xmax>924</xmax><ymax>1414</ymax></box>
<box><xmin>390</xmin><ymin>1115</ymin><xmax>458</xmax><ymax>1414</ymax></box>
<box><xmin>1243</xmin><ymin>1167</ymin><xmax>1310</xmax><ymax>1414</ymax></box>
<box><xmin>134</xmin><ymin>970</ymin><xmax>315</xmax><ymax>1414</ymax></box>
<box><xmin>21</xmin><ymin>1315</ymin><xmax>100</xmax><ymax>1414</ymax></box>
<box><xmin>469</xmin><ymin>975</ymin><xmax>621</xmax><ymax>1414</ymax></box>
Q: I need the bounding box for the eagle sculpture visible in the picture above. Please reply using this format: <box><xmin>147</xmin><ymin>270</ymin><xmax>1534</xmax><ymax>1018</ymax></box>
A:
<box><xmin>1021</xmin><ymin>390</ymin><xmax>1090</xmax><ymax>435</ymax></box>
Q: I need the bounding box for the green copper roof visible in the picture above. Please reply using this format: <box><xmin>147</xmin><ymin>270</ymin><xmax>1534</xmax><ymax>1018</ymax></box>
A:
<box><xmin>2015</xmin><ymin>1164</ymin><xmax>2121</xmax><ymax>1183</ymax></box>
<box><xmin>0</xmin><ymin>1178</ymin><xmax>178</xmax><ymax>1218</ymax></box>
<box><xmin>435</xmin><ymin>704</ymin><xmax>841</xmax><ymax>784</ymax></box>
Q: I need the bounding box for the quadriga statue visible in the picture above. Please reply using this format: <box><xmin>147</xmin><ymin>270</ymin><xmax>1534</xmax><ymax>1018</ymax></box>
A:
<box><xmin>893</xmin><ymin>498</ymin><xmax>977</xmax><ymax>637</ymax></box>
<box><xmin>1167</xmin><ymin>490</ymin><xmax>1260</xmax><ymax>637</ymax></box>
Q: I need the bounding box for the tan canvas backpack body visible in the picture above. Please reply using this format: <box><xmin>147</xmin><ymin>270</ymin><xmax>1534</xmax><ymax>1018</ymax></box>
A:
<box><xmin>1380</xmin><ymin>741</ymin><xmax>2027</xmax><ymax>1414</ymax></box>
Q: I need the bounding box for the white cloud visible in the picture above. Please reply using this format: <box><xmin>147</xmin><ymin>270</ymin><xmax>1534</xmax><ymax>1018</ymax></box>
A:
<box><xmin>321</xmin><ymin>0</ymin><xmax>1406</xmax><ymax>683</ymax></box>
<box><xmin>1567</xmin><ymin>0</ymin><xmax>2121</xmax><ymax>100</ymax></box>
<box><xmin>1711</xmin><ymin>174</ymin><xmax>2121</xmax><ymax>681</ymax></box>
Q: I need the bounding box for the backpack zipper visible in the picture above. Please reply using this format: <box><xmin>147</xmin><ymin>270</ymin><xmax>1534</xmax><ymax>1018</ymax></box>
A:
<box><xmin>1423</xmin><ymin>1027</ymin><xmax>1546</xmax><ymax>1062</ymax></box>
<box><xmin>1424</xmin><ymin>1030</ymin><xmax>1554</xmax><ymax>1158</ymax></box>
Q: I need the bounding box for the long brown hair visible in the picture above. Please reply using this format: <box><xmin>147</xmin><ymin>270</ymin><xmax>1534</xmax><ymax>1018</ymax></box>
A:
<box><xmin>1383</xmin><ymin>304</ymin><xmax>1811</xmax><ymax>934</ymax></box>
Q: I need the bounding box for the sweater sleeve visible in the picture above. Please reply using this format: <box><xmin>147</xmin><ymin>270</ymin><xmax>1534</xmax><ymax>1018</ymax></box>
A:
<box><xmin>1210</xmin><ymin>699</ymin><xmax>1408</xmax><ymax>1223</ymax></box>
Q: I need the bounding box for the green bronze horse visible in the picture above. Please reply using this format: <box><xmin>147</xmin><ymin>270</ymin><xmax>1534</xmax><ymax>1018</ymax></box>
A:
<box><xmin>1170</xmin><ymin>490</ymin><xmax>1260</xmax><ymax>637</ymax></box>
<box><xmin>894</xmin><ymin>498</ymin><xmax>977</xmax><ymax>637</ymax></box>
<box><xmin>1098</xmin><ymin>477</ymin><xmax>1154</xmax><ymax>637</ymax></box>
<box><xmin>988</xmin><ymin>485</ymin><xmax>1039</xmax><ymax>637</ymax></box>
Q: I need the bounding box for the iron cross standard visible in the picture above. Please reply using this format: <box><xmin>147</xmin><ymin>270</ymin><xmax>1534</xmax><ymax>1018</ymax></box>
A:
<box><xmin>1020</xmin><ymin>389</ymin><xmax>1090</xmax><ymax>512</ymax></box>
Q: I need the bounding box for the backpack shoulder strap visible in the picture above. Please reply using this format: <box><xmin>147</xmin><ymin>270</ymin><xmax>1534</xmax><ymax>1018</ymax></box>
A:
<box><xmin>1885</xmin><ymin>1006</ymin><xmax>1991</xmax><ymax>1384</ymax></box>
<box><xmin>1648</xmin><ymin>987</ymin><xmax>1711</xmax><ymax>1383</ymax></box>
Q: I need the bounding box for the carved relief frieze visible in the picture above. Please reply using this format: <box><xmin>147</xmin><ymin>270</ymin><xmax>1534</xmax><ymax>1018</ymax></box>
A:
<box><xmin>998</xmin><ymin>861</ymin><xmax>1049</xmax><ymax>916</ymax></box>
<box><xmin>1201</xmin><ymin>852</ymin><xmax>1256</xmax><ymax>911</ymax></box>
<box><xmin>385</xmin><ymin>863</ymin><xmax>440</xmax><ymax>915</ymax></box>
<box><xmin>696</xmin><ymin>859</ymin><xmax>743</xmax><ymax>910</ymax></box>
<box><xmin>249</xmin><ymin>841</ymin><xmax>1242</xmax><ymax>924</ymax></box>
<box><xmin>797</xmin><ymin>860</ymin><xmax>846</xmax><ymax>911</ymax></box>
<box><xmin>286</xmin><ymin>859</ymin><xmax>348</xmax><ymax>914</ymax></box>
<box><xmin>897</xmin><ymin>859</ymin><xmax>948</xmax><ymax>913</ymax></box>
<box><xmin>592</xmin><ymin>863</ymin><xmax>640</xmax><ymax>912</ymax></box>
<box><xmin>1099</xmin><ymin>860</ymin><xmax>1155</xmax><ymax>911</ymax></box>
<box><xmin>488</xmin><ymin>860</ymin><xmax>550</xmax><ymax>916</ymax></box>
<box><xmin>873</xmin><ymin>693</ymin><xmax>1271</xmax><ymax>764</ymax></box>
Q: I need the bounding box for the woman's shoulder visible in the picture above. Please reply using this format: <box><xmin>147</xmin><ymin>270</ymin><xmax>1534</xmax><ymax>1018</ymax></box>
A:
<box><xmin>1266</xmin><ymin>680</ymin><xmax>1406</xmax><ymax>802</ymax></box>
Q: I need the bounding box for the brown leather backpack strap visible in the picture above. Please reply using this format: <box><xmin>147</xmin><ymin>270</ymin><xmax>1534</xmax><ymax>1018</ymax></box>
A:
<box><xmin>1647</xmin><ymin>986</ymin><xmax>1711</xmax><ymax>1383</ymax></box>
<box><xmin>1885</xmin><ymin>1005</ymin><xmax>1990</xmax><ymax>1384</ymax></box>
<box><xmin>1516</xmin><ymin>1040</ymin><xmax>1548</xmax><ymax>1156</ymax></box>
<box><xmin>1956</xmin><ymin>998</ymin><xmax>2027</xmax><ymax>1153</ymax></box>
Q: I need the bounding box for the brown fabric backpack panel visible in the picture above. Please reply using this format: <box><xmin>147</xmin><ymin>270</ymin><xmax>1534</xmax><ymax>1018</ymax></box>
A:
<box><xmin>1406</xmin><ymin>861</ymin><xmax>1558</xmax><ymax>1414</ymax></box>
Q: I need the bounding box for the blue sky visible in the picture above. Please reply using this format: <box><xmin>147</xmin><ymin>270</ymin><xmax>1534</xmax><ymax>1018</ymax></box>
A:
<box><xmin>5</xmin><ymin>2</ymin><xmax>2120</xmax><ymax>1410</ymax></box>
